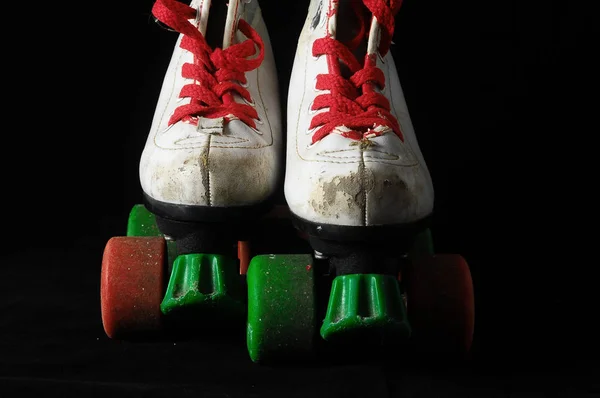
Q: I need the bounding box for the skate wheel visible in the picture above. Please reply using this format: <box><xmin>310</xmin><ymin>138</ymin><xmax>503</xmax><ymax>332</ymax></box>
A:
<box><xmin>404</xmin><ymin>254</ymin><xmax>475</xmax><ymax>357</ymax></box>
<box><xmin>126</xmin><ymin>204</ymin><xmax>161</xmax><ymax>237</ymax></box>
<box><xmin>246</xmin><ymin>254</ymin><xmax>317</xmax><ymax>363</ymax></box>
<box><xmin>101</xmin><ymin>236</ymin><xmax>167</xmax><ymax>339</ymax></box>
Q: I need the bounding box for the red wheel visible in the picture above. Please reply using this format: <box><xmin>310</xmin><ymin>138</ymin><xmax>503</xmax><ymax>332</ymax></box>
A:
<box><xmin>101</xmin><ymin>236</ymin><xmax>167</xmax><ymax>339</ymax></box>
<box><xmin>404</xmin><ymin>254</ymin><xmax>475</xmax><ymax>357</ymax></box>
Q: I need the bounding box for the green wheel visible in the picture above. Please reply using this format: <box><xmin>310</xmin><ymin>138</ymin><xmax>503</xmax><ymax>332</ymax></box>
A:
<box><xmin>246</xmin><ymin>254</ymin><xmax>317</xmax><ymax>363</ymax></box>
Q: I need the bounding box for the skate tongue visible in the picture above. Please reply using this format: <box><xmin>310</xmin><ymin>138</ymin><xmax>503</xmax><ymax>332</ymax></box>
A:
<box><xmin>326</xmin><ymin>0</ymin><xmax>367</xmax><ymax>77</ymax></box>
<box><xmin>365</xmin><ymin>2</ymin><xmax>399</xmax><ymax>59</ymax></box>
<box><xmin>195</xmin><ymin>0</ymin><xmax>242</xmax><ymax>50</ymax></box>
<box><xmin>326</xmin><ymin>1</ymin><xmax>397</xmax><ymax>65</ymax></box>
<box><xmin>194</xmin><ymin>0</ymin><xmax>211</xmax><ymax>37</ymax></box>
<box><xmin>366</xmin><ymin>18</ymin><xmax>382</xmax><ymax>59</ymax></box>
<box><xmin>326</xmin><ymin>0</ymin><xmax>341</xmax><ymax>39</ymax></box>
<box><xmin>367</xmin><ymin>17</ymin><xmax>381</xmax><ymax>55</ymax></box>
<box><xmin>222</xmin><ymin>0</ymin><xmax>242</xmax><ymax>49</ymax></box>
<box><xmin>327</xmin><ymin>0</ymin><xmax>365</xmax><ymax>54</ymax></box>
<box><xmin>197</xmin><ymin>116</ymin><xmax>225</xmax><ymax>135</ymax></box>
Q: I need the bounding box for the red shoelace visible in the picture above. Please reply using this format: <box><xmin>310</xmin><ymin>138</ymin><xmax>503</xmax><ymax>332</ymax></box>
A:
<box><xmin>152</xmin><ymin>0</ymin><xmax>265</xmax><ymax>129</ymax></box>
<box><xmin>310</xmin><ymin>0</ymin><xmax>404</xmax><ymax>144</ymax></box>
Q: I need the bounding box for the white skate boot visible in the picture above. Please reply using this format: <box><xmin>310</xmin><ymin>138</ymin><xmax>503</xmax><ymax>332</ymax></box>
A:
<box><xmin>101</xmin><ymin>0</ymin><xmax>284</xmax><ymax>334</ymax></box>
<box><xmin>140</xmin><ymin>0</ymin><xmax>282</xmax><ymax>225</ymax></box>
<box><xmin>280</xmin><ymin>0</ymin><xmax>437</xmax><ymax>345</ymax></box>
<box><xmin>285</xmin><ymin>0</ymin><xmax>433</xmax><ymax>246</ymax></box>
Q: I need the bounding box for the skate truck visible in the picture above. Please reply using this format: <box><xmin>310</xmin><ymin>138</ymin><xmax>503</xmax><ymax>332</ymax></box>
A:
<box><xmin>100</xmin><ymin>0</ymin><xmax>475</xmax><ymax>364</ymax></box>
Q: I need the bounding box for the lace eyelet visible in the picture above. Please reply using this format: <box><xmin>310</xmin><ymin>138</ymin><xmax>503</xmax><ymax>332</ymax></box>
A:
<box><xmin>159</xmin><ymin>122</ymin><xmax>174</xmax><ymax>134</ymax></box>
<box><xmin>242</xmin><ymin>97</ymin><xmax>256</xmax><ymax>107</ymax></box>
<box><xmin>312</xmin><ymin>75</ymin><xmax>320</xmax><ymax>92</ymax></box>
<box><xmin>250</xmin><ymin>118</ymin><xmax>264</xmax><ymax>135</ymax></box>
<box><xmin>305</xmin><ymin>125</ymin><xmax>318</xmax><ymax>135</ymax></box>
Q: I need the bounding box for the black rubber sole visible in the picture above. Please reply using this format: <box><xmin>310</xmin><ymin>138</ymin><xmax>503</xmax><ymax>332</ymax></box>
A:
<box><xmin>142</xmin><ymin>192</ymin><xmax>276</xmax><ymax>224</ymax></box>
<box><xmin>290</xmin><ymin>212</ymin><xmax>432</xmax><ymax>276</ymax></box>
<box><xmin>289</xmin><ymin>211</ymin><xmax>432</xmax><ymax>244</ymax></box>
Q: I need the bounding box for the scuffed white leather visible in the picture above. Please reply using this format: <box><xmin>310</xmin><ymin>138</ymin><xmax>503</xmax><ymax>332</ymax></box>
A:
<box><xmin>284</xmin><ymin>0</ymin><xmax>434</xmax><ymax>227</ymax></box>
<box><xmin>139</xmin><ymin>0</ymin><xmax>282</xmax><ymax>209</ymax></box>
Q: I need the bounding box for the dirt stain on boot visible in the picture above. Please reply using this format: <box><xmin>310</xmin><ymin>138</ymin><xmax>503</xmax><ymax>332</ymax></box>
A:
<box><xmin>310</xmin><ymin>160</ymin><xmax>373</xmax><ymax>224</ymax></box>
<box><xmin>200</xmin><ymin>140</ymin><xmax>211</xmax><ymax>206</ymax></box>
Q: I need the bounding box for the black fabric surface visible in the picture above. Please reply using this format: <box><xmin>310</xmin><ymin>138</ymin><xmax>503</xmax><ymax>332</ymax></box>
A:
<box><xmin>2</xmin><ymin>0</ymin><xmax>598</xmax><ymax>396</ymax></box>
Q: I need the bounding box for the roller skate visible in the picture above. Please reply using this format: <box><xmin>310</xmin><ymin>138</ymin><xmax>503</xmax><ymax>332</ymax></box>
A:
<box><xmin>100</xmin><ymin>0</ymin><xmax>282</xmax><ymax>339</ymax></box>
<box><xmin>245</xmin><ymin>0</ymin><xmax>474</xmax><ymax>363</ymax></box>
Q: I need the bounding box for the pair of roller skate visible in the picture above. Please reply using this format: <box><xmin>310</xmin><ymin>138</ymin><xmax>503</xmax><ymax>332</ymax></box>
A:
<box><xmin>101</xmin><ymin>0</ymin><xmax>474</xmax><ymax>364</ymax></box>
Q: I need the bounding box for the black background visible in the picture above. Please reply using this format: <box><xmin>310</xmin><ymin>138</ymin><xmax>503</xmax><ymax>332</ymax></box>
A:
<box><xmin>1</xmin><ymin>0</ymin><xmax>598</xmax><ymax>396</ymax></box>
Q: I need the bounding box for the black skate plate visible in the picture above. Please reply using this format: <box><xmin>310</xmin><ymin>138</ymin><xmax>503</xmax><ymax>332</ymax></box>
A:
<box><xmin>143</xmin><ymin>192</ymin><xmax>276</xmax><ymax>223</ymax></box>
<box><xmin>289</xmin><ymin>211</ymin><xmax>432</xmax><ymax>244</ymax></box>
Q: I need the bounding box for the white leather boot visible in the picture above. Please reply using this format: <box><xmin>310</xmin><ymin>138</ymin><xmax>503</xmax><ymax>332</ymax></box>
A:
<box><xmin>285</xmin><ymin>0</ymin><xmax>434</xmax><ymax>244</ymax></box>
<box><xmin>140</xmin><ymin>0</ymin><xmax>282</xmax><ymax>223</ymax></box>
